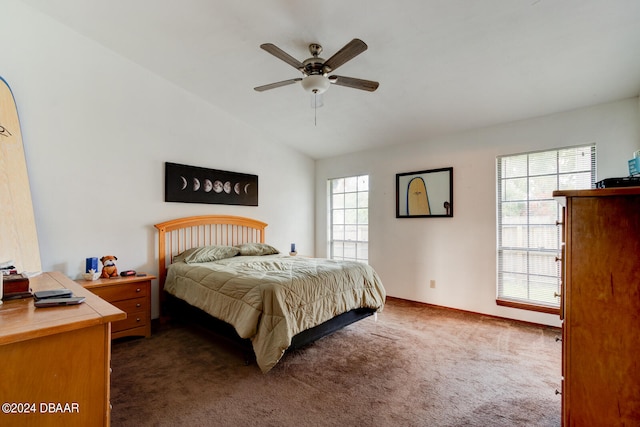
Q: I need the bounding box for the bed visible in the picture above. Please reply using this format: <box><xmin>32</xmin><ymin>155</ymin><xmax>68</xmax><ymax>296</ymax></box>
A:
<box><xmin>154</xmin><ymin>215</ymin><xmax>386</xmax><ymax>372</ymax></box>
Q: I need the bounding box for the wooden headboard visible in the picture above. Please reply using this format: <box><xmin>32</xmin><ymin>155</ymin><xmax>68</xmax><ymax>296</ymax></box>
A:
<box><xmin>154</xmin><ymin>215</ymin><xmax>267</xmax><ymax>293</ymax></box>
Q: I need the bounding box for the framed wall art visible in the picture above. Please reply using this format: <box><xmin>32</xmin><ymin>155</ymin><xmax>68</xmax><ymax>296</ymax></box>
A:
<box><xmin>396</xmin><ymin>167</ymin><xmax>453</xmax><ymax>218</ymax></box>
<box><xmin>165</xmin><ymin>162</ymin><xmax>258</xmax><ymax>206</ymax></box>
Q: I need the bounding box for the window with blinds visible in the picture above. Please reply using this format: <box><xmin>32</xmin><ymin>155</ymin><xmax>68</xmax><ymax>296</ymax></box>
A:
<box><xmin>328</xmin><ymin>175</ymin><xmax>369</xmax><ymax>263</ymax></box>
<box><xmin>496</xmin><ymin>145</ymin><xmax>596</xmax><ymax>312</ymax></box>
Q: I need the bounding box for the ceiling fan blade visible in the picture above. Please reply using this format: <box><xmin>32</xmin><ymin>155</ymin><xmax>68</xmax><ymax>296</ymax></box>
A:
<box><xmin>328</xmin><ymin>75</ymin><xmax>379</xmax><ymax>92</ymax></box>
<box><xmin>322</xmin><ymin>39</ymin><xmax>368</xmax><ymax>72</ymax></box>
<box><xmin>260</xmin><ymin>43</ymin><xmax>304</xmax><ymax>70</ymax></box>
<box><xmin>254</xmin><ymin>78</ymin><xmax>303</xmax><ymax>92</ymax></box>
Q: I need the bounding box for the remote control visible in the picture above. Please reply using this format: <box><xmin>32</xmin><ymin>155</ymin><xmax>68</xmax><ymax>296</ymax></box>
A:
<box><xmin>35</xmin><ymin>297</ymin><xmax>85</xmax><ymax>307</ymax></box>
<box><xmin>33</xmin><ymin>289</ymin><xmax>73</xmax><ymax>300</ymax></box>
<box><xmin>120</xmin><ymin>270</ymin><xmax>136</xmax><ymax>277</ymax></box>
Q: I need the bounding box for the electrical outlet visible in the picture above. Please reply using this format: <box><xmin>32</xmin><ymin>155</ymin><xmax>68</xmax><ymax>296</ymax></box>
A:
<box><xmin>430</xmin><ymin>280</ymin><xmax>436</xmax><ymax>288</ymax></box>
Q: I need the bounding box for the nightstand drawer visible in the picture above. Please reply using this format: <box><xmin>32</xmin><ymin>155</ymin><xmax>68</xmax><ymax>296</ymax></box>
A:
<box><xmin>91</xmin><ymin>282</ymin><xmax>149</xmax><ymax>302</ymax></box>
<box><xmin>110</xmin><ymin>297</ymin><xmax>147</xmax><ymax>314</ymax></box>
<box><xmin>112</xmin><ymin>309</ymin><xmax>147</xmax><ymax>333</ymax></box>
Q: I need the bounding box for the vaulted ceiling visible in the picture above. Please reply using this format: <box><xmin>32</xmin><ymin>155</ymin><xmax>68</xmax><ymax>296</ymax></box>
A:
<box><xmin>20</xmin><ymin>0</ymin><xmax>640</xmax><ymax>159</ymax></box>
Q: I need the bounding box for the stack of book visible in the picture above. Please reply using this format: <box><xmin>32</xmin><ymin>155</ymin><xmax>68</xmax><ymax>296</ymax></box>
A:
<box><xmin>2</xmin><ymin>272</ymin><xmax>31</xmax><ymax>300</ymax></box>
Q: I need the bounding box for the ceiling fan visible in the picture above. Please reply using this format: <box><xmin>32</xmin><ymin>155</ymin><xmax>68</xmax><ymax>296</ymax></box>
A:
<box><xmin>254</xmin><ymin>38</ymin><xmax>379</xmax><ymax>95</ymax></box>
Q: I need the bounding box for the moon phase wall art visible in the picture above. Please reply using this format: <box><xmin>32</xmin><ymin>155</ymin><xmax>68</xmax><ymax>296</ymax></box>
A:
<box><xmin>165</xmin><ymin>162</ymin><xmax>258</xmax><ymax>206</ymax></box>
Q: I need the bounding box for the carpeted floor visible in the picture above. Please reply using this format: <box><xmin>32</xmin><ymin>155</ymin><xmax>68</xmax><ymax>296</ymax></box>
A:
<box><xmin>110</xmin><ymin>298</ymin><xmax>561</xmax><ymax>427</ymax></box>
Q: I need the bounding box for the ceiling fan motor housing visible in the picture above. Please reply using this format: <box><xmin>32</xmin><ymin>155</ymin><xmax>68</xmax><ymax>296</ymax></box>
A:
<box><xmin>302</xmin><ymin>57</ymin><xmax>327</xmax><ymax>76</ymax></box>
<box><xmin>301</xmin><ymin>48</ymin><xmax>330</xmax><ymax>93</ymax></box>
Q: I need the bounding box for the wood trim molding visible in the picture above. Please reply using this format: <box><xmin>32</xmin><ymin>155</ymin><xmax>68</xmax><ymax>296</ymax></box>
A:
<box><xmin>496</xmin><ymin>298</ymin><xmax>560</xmax><ymax>315</ymax></box>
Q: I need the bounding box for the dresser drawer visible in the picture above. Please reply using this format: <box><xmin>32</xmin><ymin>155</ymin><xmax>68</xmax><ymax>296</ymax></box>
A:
<box><xmin>91</xmin><ymin>282</ymin><xmax>149</xmax><ymax>302</ymax></box>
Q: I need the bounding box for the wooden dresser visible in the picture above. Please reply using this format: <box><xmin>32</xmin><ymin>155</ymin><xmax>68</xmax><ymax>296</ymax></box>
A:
<box><xmin>0</xmin><ymin>271</ymin><xmax>125</xmax><ymax>427</ymax></box>
<box><xmin>80</xmin><ymin>275</ymin><xmax>154</xmax><ymax>339</ymax></box>
<box><xmin>554</xmin><ymin>187</ymin><xmax>640</xmax><ymax>426</ymax></box>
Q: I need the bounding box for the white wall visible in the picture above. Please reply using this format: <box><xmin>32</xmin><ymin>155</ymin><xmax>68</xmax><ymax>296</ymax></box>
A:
<box><xmin>4</xmin><ymin>2</ymin><xmax>639</xmax><ymax>327</ymax></box>
<box><xmin>2</xmin><ymin>1</ymin><xmax>315</xmax><ymax>317</ymax></box>
<box><xmin>316</xmin><ymin>98</ymin><xmax>640</xmax><ymax>327</ymax></box>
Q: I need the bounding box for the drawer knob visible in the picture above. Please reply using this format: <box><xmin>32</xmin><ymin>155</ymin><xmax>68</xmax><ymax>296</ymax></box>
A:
<box><xmin>136</xmin><ymin>303</ymin><xmax>141</xmax><ymax>308</ymax></box>
<box><xmin>136</xmin><ymin>317</ymin><xmax>141</xmax><ymax>322</ymax></box>
<box><xmin>136</xmin><ymin>288</ymin><xmax>141</xmax><ymax>292</ymax></box>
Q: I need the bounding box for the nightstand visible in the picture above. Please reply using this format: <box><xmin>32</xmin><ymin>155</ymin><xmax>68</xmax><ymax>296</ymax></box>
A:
<box><xmin>79</xmin><ymin>274</ymin><xmax>155</xmax><ymax>339</ymax></box>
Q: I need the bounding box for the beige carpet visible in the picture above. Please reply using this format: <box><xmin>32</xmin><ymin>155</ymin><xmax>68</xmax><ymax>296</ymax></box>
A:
<box><xmin>110</xmin><ymin>298</ymin><xmax>561</xmax><ymax>427</ymax></box>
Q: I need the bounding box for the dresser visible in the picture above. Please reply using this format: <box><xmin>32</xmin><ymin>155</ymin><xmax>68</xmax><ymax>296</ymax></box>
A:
<box><xmin>554</xmin><ymin>187</ymin><xmax>640</xmax><ymax>426</ymax></box>
<box><xmin>80</xmin><ymin>275</ymin><xmax>154</xmax><ymax>339</ymax></box>
<box><xmin>0</xmin><ymin>271</ymin><xmax>125</xmax><ymax>427</ymax></box>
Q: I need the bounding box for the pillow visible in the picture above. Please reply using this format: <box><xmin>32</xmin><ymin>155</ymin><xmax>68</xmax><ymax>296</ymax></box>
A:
<box><xmin>235</xmin><ymin>242</ymin><xmax>280</xmax><ymax>256</ymax></box>
<box><xmin>173</xmin><ymin>245</ymin><xmax>240</xmax><ymax>264</ymax></box>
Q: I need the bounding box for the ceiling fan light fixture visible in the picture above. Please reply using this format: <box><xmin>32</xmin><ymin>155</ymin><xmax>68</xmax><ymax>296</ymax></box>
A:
<box><xmin>301</xmin><ymin>75</ymin><xmax>330</xmax><ymax>94</ymax></box>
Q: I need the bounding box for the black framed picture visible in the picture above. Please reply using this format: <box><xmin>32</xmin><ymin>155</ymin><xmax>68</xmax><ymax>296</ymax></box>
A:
<box><xmin>165</xmin><ymin>162</ymin><xmax>258</xmax><ymax>206</ymax></box>
<box><xmin>396</xmin><ymin>167</ymin><xmax>453</xmax><ymax>218</ymax></box>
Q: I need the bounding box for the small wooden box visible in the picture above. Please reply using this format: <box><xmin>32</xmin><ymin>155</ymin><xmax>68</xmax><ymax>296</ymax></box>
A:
<box><xmin>2</xmin><ymin>273</ymin><xmax>30</xmax><ymax>296</ymax></box>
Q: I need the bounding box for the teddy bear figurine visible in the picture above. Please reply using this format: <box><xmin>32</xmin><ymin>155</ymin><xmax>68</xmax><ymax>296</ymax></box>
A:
<box><xmin>100</xmin><ymin>255</ymin><xmax>118</xmax><ymax>278</ymax></box>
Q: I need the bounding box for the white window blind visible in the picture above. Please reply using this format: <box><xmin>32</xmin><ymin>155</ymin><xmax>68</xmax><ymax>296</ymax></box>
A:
<box><xmin>497</xmin><ymin>145</ymin><xmax>596</xmax><ymax>310</ymax></box>
<box><xmin>329</xmin><ymin>175</ymin><xmax>369</xmax><ymax>263</ymax></box>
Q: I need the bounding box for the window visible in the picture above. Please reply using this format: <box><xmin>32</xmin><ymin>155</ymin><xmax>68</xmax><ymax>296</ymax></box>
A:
<box><xmin>496</xmin><ymin>145</ymin><xmax>596</xmax><ymax>313</ymax></box>
<box><xmin>328</xmin><ymin>175</ymin><xmax>369</xmax><ymax>263</ymax></box>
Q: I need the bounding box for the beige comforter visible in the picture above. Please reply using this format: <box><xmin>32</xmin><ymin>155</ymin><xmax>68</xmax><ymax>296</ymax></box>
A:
<box><xmin>164</xmin><ymin>255</ymin><xmax>386</xmax><ymax>372</ymax></box>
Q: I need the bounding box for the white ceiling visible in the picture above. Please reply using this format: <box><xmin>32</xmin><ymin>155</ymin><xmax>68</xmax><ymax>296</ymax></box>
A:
<box><xmin>20</xmin><ymin>0</ymin><xmax>640</xmax><ymax>159</ymax></box>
